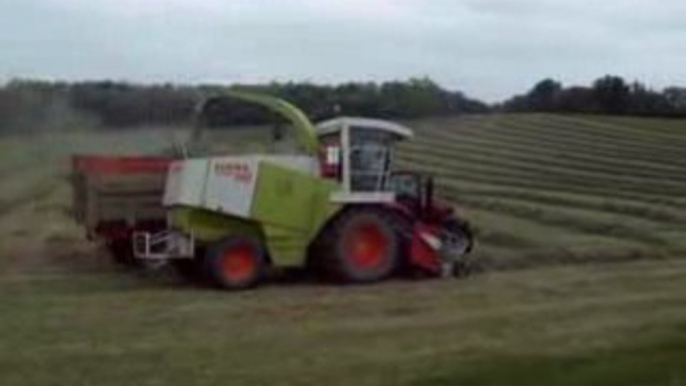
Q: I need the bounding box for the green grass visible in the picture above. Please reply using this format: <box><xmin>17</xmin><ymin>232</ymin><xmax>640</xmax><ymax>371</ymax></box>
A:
<box><xmin>397</xmin><ymin>114</ymin><xmax>686</xmax><ymax>268</ymax></box>
<box><xmin>0</xmin><ymin>114</ymin><xmax>685</xmax><ymax>385</ymax></box>
<box><xmin>0</xmin><ymin>260</ymin><xmax>684</xmax><ymax>386</ymax></box>
<box><xmin>419</xmin><ymin>332</ymin><xmax>686</xmax><ymax>386</ymax></box>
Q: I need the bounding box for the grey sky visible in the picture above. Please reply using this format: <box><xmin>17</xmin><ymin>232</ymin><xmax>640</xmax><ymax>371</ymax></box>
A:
<box><xmin>1</xmin><ymin>0</ymin><xmax>685</xmax><ymax>101</ymax></box>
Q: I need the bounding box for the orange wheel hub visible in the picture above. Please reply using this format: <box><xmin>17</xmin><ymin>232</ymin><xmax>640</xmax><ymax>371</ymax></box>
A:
<box><xmin>220</xmin><ymin>244</ymin><xmax>257</xmax><ymax>282</ymax></box>
<box><xmin>346</xmin><ymin>222</ymin><xmax>389</xmax><ymax>270</ymax></box>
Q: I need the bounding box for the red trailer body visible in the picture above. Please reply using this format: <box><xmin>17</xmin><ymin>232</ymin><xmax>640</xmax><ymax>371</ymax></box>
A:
<box><xmin>71</xmin><ymin>155</ymin><xmax>174</xmax><ymax>264</ymax></box>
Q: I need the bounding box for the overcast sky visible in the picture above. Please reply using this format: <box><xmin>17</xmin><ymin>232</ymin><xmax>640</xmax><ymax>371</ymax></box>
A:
<box><xmin>1</xmin><ymin>0</ymin><xmax>685</xmax><ymax>101</ymax></box>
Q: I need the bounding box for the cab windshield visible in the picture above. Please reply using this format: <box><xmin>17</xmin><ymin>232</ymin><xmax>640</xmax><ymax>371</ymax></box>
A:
<box><xmin>349</xmin><ymin>127</ymin><xmax>393</xmax><ymax>191</ymax></box>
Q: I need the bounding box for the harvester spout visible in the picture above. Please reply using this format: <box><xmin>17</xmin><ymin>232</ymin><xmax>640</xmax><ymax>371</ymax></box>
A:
<box><xmin>195</xmin><ymin>89</ymin><xmax>320</xmax><ymax>156</ymax></box>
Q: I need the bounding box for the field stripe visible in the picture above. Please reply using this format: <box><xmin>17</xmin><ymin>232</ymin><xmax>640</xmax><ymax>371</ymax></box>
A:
<box><xmin>415</xmin><ymin>117</ymin><xmax>686</xmax><ymax>169</ymax></box>
<box><xmin>546</xmin><ymin>114</ymin><xmax>686</xmax><ymax>145</ymax></box>
<box><xmin>398</xmin><ymin>151</ymin><xmax>686</xmax><ymax>198</ymax></box>
<box><xmin>512</xmin><ymin>114</ymin><xmax>686</xmax><ymax>151</ymax></box>
<box><xmin>410</xmin><ymin>125</ymin><xmax>686</xmax><ymax>176</ymax></box>
<box><xmin>455</xmin><ymin>196</ymin><xmax>668</xmax><ymax>246</ymax></box>
<box><xmin>396</xmin><ymin>158</ymin><xmax>686</xmax><ymax>209</ymax></box>
<box><xmin>436</xmin><ymin>180</ymin><xmax>686</xmax><ymax>225</ymax></box>
<box><xmin>469</xmin><ymin>117</ymin><xmax>686</xmax><ymax>164</ymax></box>
<box><xmin>404</xmin><ymin>140</ymin><xmax>686</xmax><ymax>185</ymax></box>
<box><xmin>410</xmin><ymin>124</ymin><xmax>686</xmax><ymax>175</ymax></box>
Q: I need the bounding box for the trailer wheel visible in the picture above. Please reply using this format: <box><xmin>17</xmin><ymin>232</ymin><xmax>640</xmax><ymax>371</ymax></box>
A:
<box><xmin>108</xmin><ymin>239</ymin><xmax>137</xmax><ymax>267</ymax></box>
<box><xmin>322</xmin><ymin>208</ymin><xmax>402</xmax><ymax>283</ymax></box>
<box><xmin>204</xmin><ymin>237</ymin><xmax>267</xmax><ymax>290</ymax></box>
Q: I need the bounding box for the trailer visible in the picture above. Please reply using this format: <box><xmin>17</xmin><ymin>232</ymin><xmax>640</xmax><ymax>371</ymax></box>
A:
<box><xmin>71</xmin><ymin>155</ymin><xmax>173</xmax><ymax>266</ymax></box>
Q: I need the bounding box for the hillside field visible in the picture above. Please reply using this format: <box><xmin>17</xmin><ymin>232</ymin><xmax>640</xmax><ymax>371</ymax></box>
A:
<box><xmin>400</xmin><ymin>114</ymin><xmax>686</xmax><ymax>268</ymax></box>
<box><xmin>0</xmin><ymin>114</ymin><xmax>685</xmax><ymax>385</ymax></box>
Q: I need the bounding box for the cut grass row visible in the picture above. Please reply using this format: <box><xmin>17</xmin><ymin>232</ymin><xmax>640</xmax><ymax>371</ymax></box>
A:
<box><xmin>397</xmin><ymin>153</ymin><xmax>686</xmax><ymax>207</ymax></box>
<box><xmin>398</xmin><ymin>128</ymin><xmax>686</xmax><ymax>197</ymax></box>
<box><xmin>416</xmin><ymin>117</ymin><xmax>686</xmax><ymax>168</ymax></box>
<box><xmin>444</xmin><ymin>197</ymin><xmax>660</xmax><ymax>270</ymax></box>
<box><xmin>547</xmin><ymin>114</ymin><xmax>686</xmax><ymax>143</ymax></box>
<box><xmin>515</xmin><ymin>114</ymin><xmax>686</xmax><ymax>150</ymax></box>
<box><xmin>434</xmin><ymin>113</ymin><xmax>686</xmax><ymax>139</ymax></box>
<box><xmin>417</xmin><ymin>114</ymin><xmax>686</xmax><ymax>159</ymax></box>
<box><xmin>503</xmin><ymin>113</ymin><xmax>686</xmax><ymax>150</ymax></box>
<box><xmin>413</xmin><ymin>117</ymin><xmax>686</xmax><ymax>174</ymax></box>
<box><xmin>444</xmin><ymin>192</ymin><xmax>684</xmax><ymax>269</ymax></box>
<box><xmin>460</xmin><ymin>207</ymin><xmax>636</xmax><ymax>253</ymax></box>
<box><xmin>408</xmin><ymin>131</ymin><xmax>686</xmax><ymax>180</ymax></box>
<box><xmin>397</xmin><ymin>157</ymin><xmax>681</xmax><ymax>251</ymax></box>
<box><xmin>419</xmin><ymin>115</ymin><xmax>686</xmax><ymax>163</ymax></box>
<box><xmin>397</xmin><ymin>151</ymin><xmax>686</xmax><ymax>200</ymax></box>
<box><xmin>404</xmin><ymin>140</ymin><xmax>686</xmax><ymax>188</ymax></box>
<box><xmin>444</xmin><ymin>182</ymin><xmax>686</xmax><ymax>225</ymax></box>
<box><xmin>442</xmin><ymin>189</ymin><xmax>669</xmax><ymax>247</ymax></box>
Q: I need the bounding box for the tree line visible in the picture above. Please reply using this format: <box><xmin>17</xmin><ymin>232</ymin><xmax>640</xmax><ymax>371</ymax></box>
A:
<box><xmin>0</xmin><ymin>78</ymin><xmax>487</xmax><ymax>133</ymax></box>
<box><xmin>0</xmin><ymin>75</ymin><xmax>685</xmax><ymax>134</ymax></box>
<box><xmin>501</xmin><ymin>76</ymin><xmax>686</xmax><ymax>117</ymax></box>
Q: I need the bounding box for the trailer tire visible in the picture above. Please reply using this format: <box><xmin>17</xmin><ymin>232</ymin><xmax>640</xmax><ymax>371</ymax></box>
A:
<box><xmin>108</xmin><ymin>239</ymin><xmax>137</xmax><ymax>268</ymax></box>
<box><xmin>204</xmin><ymin>237</ymin><xmax>267</xmax><ymax>290</ymax></box>
<box><xmin>320</xmin><ymin>207</ymin><xmax>402</xmax><ymax>283</ymax></box>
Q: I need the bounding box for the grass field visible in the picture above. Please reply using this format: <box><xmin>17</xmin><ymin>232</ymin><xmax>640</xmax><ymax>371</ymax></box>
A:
<box><xmin>401</xmin><ymin>114</ymin><xmax>686</xmax><ymax>269</ymax></box>
<box><xmin>0</xmin><ymin>114</ymin><xmax>685</xmax><ymax>385</ymax></box>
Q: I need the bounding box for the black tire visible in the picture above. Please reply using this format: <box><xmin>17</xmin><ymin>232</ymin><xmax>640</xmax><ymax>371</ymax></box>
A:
<box><xmin>171</xmin><ymin>259</ymin><xmax>206</xmax><ymax>283</ymax></box>
<box><xmin>203</xmin><ymin>237</ymin><xmax>267</xmax><ymax>290</ymax></box>
<box><xmin>108</xmin><ymin>238</ymin><xmax>137</xmax><ymax>267</ymax></box>
<box><xmin>319</xmin><ymin>207</ymin><xmax>403</xmax><ymax>283</ymax></box>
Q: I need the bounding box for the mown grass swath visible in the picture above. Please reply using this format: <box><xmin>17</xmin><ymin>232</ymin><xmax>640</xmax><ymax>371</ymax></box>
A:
<box><xmin>396</xmin><ymin>114</ymin><xmax>686</xmax><ymax>268</ymax></box>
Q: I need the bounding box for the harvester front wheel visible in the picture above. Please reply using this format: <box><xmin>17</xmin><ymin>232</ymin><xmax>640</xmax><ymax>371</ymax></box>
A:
<box><xmin>204</xmin><ymin>237</ymin><xmax>267</xmax><ymax>290</ymax></box>
<box><xmin>322</xmin><ymin>208</ymin><xmax>402</xmax><ymax>283</ymax></box>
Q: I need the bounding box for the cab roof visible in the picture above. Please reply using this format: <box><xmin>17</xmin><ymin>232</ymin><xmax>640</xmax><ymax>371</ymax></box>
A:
<box><xmin>315</xmin><ymin>117</ymin><xmax>414</xmax><ymax>139</ymax></box>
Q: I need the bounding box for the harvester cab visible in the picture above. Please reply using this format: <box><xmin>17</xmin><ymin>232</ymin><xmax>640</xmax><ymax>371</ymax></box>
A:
<box><xmin>316</xmin><ymin>118</ymin><xmax>440</xmax><ymax>220</ymax></box>
<box><xmin>317</xmin><ymin>117</ymin><xmax>410</xmax><ymax>192</ymax></box>
<box><xmin>130</xmin><ymin>90</ymin><xmax>473</xmax><ymax>289</ymax></box>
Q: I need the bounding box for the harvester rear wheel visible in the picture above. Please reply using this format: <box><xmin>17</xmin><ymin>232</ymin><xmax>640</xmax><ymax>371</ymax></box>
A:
<box><xmin>204</xmin><ymin>237</ymin><xmax>267</xmax><ymax>290</ymax></box>
<box><xmin>321</xmin><ymin>207</ymin><xmax>402</xmax><ymax>283</ymax></box>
